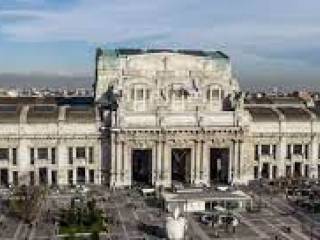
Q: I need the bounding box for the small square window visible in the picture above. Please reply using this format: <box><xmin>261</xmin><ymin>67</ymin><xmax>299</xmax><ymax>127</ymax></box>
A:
<box><xmin>0</xmin><ymin>148</ymin><xmax>9</xmax><ymax>160</ymax></box>
<box><xmin>68</xmin><ymin>147</ymin><xmax>73</xmax><ymax>164</ymax></box>
<box><xmin>261</xmin><ymin>145</ymin><xmax>270</xmax><ymax>155</ymax></box>
<box><xmin>51</xmin><ymin>148</ymin><xmax>56</xmax><ymax>164</ymax></box>
<box><xmin>38</xmin><ymin>148</ymin><xmax>48</xmax><ymax>160</ymax></box>
<box><xmin>293</xmin><ymin>144</ymin><xmax>303</xmax><ymax>155</ymax></box>
<box><xmin>89</xmin><ymin>147</ymin><xmax>94</xmax><ymax>164</ymax></box>
<box><xmin>254</xmin><ymin>145</ymin><xmax>259</xmax><ymax>161</ymax></box>
<box><xmin>286</xmin><ymin>145</ymin><xmax>291</xmax><ymax>159</ymax></box>
<box><xmin>76</xmin><ymin>147</ymin><xmax>86</xmax><ymax>159</ymax></box>
<box><xmin>68</xmin><ymin>170</ymin><xmax>73</xmax><ymax>185</ymax></box>
<box><xmin>30</xmin><ymin>148</ymin><xmax>35</xmax><ymax>165</ymax></box>
<box><xmin>12</xmin><ymin>148</ymin><xmax>17</xmax><ymax>165</ymax></box>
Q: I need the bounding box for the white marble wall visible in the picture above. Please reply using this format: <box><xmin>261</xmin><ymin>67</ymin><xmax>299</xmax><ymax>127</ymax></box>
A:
<box><xmin>0</xmin><ymin>106</ymin><xmax>102</xmax><ymax>186</ymax></box>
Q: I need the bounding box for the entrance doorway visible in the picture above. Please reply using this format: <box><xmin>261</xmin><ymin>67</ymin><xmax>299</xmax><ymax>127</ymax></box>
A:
<box><xmin>171</xmin><ymin>148</ymin><xmax>191</xmax><ymax>184</ymax></box>
<box><xmin>272</xmin><ymin>166</ymin><xmax>277</xmax><ymax>179</ymax></box>
<box><xmin>39</xmin><ymin>168</ymin><xmax>48</xmax><ymax>185</ymax></box>
<box><xmin>77</xmin><ymin>167</ymin><xmax>86</xmax><ymax>185</ymax></box>
<box><xmin>0</xmin><ymin>169</ymin><xmax>8</xmax><ymax>186</ymax></box>
<box><xmin>261</xmin><ymin>163</ymin><xmax>270</xmax><ymax>179</ymax></box>
<box><xmin>286</xmin><ymin>165</ymin><xmax>292</xmax><ymax>178</ymax></box>
<box><xmin>304</xmin><ymin>164</ymin><xmax>309</xmax><ymax>178</ymax></box>
<box><xmin>132</xmin><ymin>149</ymin><xmax>152</xmax><ymax>186</ymax></box>
<box><xmin>210</xmin><ymin>148</ymin><xmax>229</xmax><ymax>184</ymax></box>
<box><xmin>294</xmin><ymin>162</ymin><xmax>301</xmax><ymax>178</ymax></box>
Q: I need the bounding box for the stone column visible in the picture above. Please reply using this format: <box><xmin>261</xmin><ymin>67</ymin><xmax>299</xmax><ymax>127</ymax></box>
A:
<box><xmin>8</xmin><ymin>171</ymin><xmax>13</xmax><ymax>185</ymax></box>
<box><xmin>277</xmin><ymin>137</ymin><xmax>286</xmax><ymax>177</ymax></box>
<box><xmin>85</xmin><ymin>168</ymin><xmax>88</xmax><ymax>184</ymax></box>
<box><xmin>195</xmin><ymin>140</ymin><xmax>202</xmax><ymax>184</ymax></box>
<box><xmin>116</xmin><ymin>140</ymin><xmax>123</xmax><ymax>186</ymax></box>
<box><xmin>156</xmin><ymin>141</ymin><xmax>162</xmax><ymax>184</ymax></box>
<box><xmin>48</xmin><ymin>169</ymin><xmax>52</xmax><ymax>185</ymax></box>
<box><xmin>230</xmin><ymin>140</ymin><xmax>235</xmax><ymax>183</ymax></box>
<box><xmin>34</xmin><ymin>168</ymin><xmax>39</xmax><ymax>185</ymax></box>
<box><xmin>152</xmin><ymin>144</ymin><xmax>157</xmax><ymax>185</ymax></box>
<box><xmin>162</xmin><ymin>141</ymin><xmax>170</xmax><ymax>187</ymax></box>
<box><xmin>310</xmin><ymin>137</ymin><xmax>318</xmax><ymax>179</ymax></box>
<box><xmin>110</xmin><ymin>133</ymin><xmax>117</xmax><ymax>187</ymax></box>
<box><xmin>199</xmin><ymin>140</ymin><xmax>204</xmax><ymax>180</ymax></box>
<box><xmin>238</xmin><ymin>141</ymin><xmax>243</xmax><ymax>180</ymax></box>
<box><xmin>257</xmin><ymin>144</ymin><xmax>262</xmax><ymax>179</ymax></box>
<box><xmin>228</xmin><ymin>144</ymin><xmax>233</xmax><ymax>184</ymax></box>
<box><xmin>73</xmin><ymin>168</ymin><xmax>77</xmax><ymax>185</ymax></box>
<box><xmin>123</xmin><ymin>142</ymin><xmax>129</xmax><ymax>186</ymax></box>
<box><xmin>191</xmin><ymin>142</ymin><xmax>196</xmax><ymax>184</ymax></box>
<box><xmin>269</xmin><ymin>164</ymin><xmax>273</xmax><ymax>179</ymax></box>
<box><xmin>258</xmin><ymin>161</ymin><xmax>262</xmax><ymax>179</ymax></box>
<box><xmin>127</xmin><ymin>145</ymin><xmax>132</xmax><ymax>187</ymax></box>
<box><xmin>202</xmin><ymin>141</ymin><xmax>210</xmax><ymax>186</ymax></box>
<box><xmin>233</xmin><ymin>141</ymin><xmax>239</xmax><ymax>182</ymax></box>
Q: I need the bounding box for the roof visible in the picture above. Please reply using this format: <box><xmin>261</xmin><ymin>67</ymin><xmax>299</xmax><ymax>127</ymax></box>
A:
<box><xmin>246</xmin><ymin>106</ymin><xmax>279</xmax><ymax>122</ymax></box>
<box><xmin>245</xmin><ymin>96</ymin><xmax>304</xmax><ymax>105</ymax></box>
<box><xmin>309</xmin><ymin>107</ymin><xmax>320</xmax><ymax>118</ymax></box>
<box><xmin>246</xmin><ymin>105</ymin><xmax>319</xmax><ymax>122</ymax></box>
<box><xmin>97</xmin><ymin>48</ymin><xmax>229</xmax><ymax>60</ymax></box>
<box><xmin>0</xmin><ymin>105</ymin><xmax>22</xmax><ymax>123</ymax></box>
<box><xmin>278</xmin><ymin>107</ymin><xmax>311</xmax><ymax>121</ymax></box>
<box><xmin>0</xmin><ymin>97</ymin><xmax>97</xmax><ymax>124</ymax></box>
<box><xmin>0</xmin><ymin>96</ymin><xmax>94</xmax><ymax>105</ymax></box>
<box><xmin>65</xmin><ymin>105</ymin><xmax>96</xmax><ymax>123</ymax></box>
<box><xmin>27</xmin><ymin>105</ymin><xmax>59</xmax><ymax>123</ymax></box>
<box><xmin>162</xmin><ymin>190</ymin><xmax>251</xmax><ymax>202</ymax></box>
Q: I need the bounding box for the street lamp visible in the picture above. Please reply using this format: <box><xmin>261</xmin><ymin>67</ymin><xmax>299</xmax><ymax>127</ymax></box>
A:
<box><xmin>259</xmin><ymin>177</ymin><xmax>263</xmax><ymax>211</ymax></box>
<box><xmin>310</xmin><ymin>201</ymin><xmax>315</xmax><ymax>240</ymax></box>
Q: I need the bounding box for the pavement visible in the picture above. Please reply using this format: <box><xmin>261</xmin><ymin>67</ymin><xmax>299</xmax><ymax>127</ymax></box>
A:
<box><xmin>1</xmin><ymin>185</ymin><xmax>320</xmax><ymax>239</ymax></box>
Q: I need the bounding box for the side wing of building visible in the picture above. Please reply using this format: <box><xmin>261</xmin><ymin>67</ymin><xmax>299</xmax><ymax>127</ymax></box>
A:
<box><xmin>245</xmin><ymin>97</ymin><xmax>320</xmax><ymax>180</ymax></box>
<box><xmin>0</xmin><ymin>97</ymin><xmax>102</xmax><ymax>186</ymax></box>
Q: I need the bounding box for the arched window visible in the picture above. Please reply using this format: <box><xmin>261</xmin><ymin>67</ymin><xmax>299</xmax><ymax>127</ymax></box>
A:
<box><xmin>206</xmin><ymin>84</ymin><xmax>224</xmax><ymax>102</ymax></box>
<box><xmin>170</xmin><ymin>84</ymin><xmax>189</xmax><ymax>101</ymax></box>
<box><xmin>129</xmin><ymin>84</ymin><xmax>151</xmax><ymax>111</ymax></box>
<box><xmin>130</xmin><ymin>85</ymin><xmax>151</xmax><ymax>101</ymax></box>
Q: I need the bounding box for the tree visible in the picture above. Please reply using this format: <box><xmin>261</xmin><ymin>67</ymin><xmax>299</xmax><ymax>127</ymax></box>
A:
<box><xmin>90</xmin><ymin>230</ymin><xmax>99</xmax><ymax>240</ymax></box>
<box><xmin>9</xmin><ymin>185</ymin><xmax>47</xmax><ymax>223</ymax></box>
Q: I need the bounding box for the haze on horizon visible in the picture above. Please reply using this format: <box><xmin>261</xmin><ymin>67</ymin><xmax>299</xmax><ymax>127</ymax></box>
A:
<box><xmin>0</xmin><ymin>0</ymin><xmax>320</xmax><ymax>91</ymax></box>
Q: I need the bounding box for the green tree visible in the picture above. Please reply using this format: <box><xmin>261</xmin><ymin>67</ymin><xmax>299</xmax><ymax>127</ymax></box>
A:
<box><xmin>90</xmin><ymin>230</ymin><xmax>99</xmax><ymax>240</ymax></box>
<box><xmin>9</xmin><ymin>185</ymin><xmax>47</xmax><ymax>222</ymax></box>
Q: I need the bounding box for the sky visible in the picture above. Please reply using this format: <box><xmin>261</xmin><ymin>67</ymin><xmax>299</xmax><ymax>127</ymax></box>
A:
<box><xmin>0</xmin><ymin>0</ymin><xmax>320</xmax><ymax>90</ymax></box>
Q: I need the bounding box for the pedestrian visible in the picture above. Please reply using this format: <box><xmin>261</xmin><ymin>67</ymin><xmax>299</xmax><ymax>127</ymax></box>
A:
<box><xmin>232</xmin><ymin>217</ymin><xmax>238</xmax><ymax>234</ymax></box>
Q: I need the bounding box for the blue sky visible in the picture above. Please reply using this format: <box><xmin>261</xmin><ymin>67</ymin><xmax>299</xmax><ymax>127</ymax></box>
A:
<box><xmin>0</xmin><ymin>0</ymin><xmax>320</xmax><ymax>89</ymax></box>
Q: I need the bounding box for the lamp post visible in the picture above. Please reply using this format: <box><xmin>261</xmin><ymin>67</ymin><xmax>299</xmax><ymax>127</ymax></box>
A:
<box><xmin>259</xmin><ymin>177</ymin><xmax>263</xmax><ymax>211</ymax></box>
<box><xmin>310</xmin><ymin>201</ymin><xmax>315</xmax><ymax>240</ymax></box>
